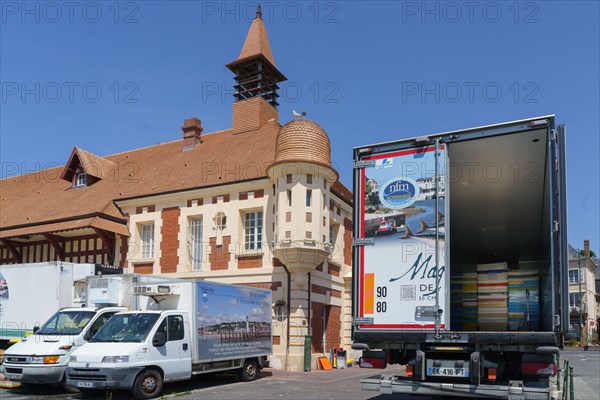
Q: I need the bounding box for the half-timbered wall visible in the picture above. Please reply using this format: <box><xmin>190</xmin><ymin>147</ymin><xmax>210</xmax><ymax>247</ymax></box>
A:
<box><xmin>0</xmin><ymin>234</ymin><xmax>111</xmax><ymax>265</ymax></box>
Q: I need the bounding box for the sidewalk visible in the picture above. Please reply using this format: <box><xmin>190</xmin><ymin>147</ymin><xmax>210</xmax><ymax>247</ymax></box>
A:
<box><xmin>562</xmin><ymin>346</ymin><xmax>600</xmax><ymax>351</ymax></box>
<box><xmin>261</xmin><ymin>365</ymin><xmax>406</xmax><ymax>382</ymax></box>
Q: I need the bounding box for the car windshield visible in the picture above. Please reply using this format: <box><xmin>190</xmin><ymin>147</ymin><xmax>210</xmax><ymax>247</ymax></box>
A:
<box><xmin>91</xmin><ymin>313</ymin><xmax>160</xmax><ymax>343</ymax></box>
<box><xmin>37</xmin><ymin>311</ymin><xmax>96</xmax><ymax>336</ymax></box>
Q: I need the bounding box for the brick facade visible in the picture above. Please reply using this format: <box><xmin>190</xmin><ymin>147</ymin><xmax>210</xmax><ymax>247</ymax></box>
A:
<box><xmin>134</xmin><ymin>263</ymin><xmax>153</xmax><ymax>274</ymax></box>
<box><xmin>344</xmin><ymin>217</ymin><xmax>352</xmax><ymax>265</ymax></box>
<box><xmin>238</xmin><ymin>255</ymin><xmax>262</xmax><ymax>269</ymax></box>
<box><xmin>209</xmin><ymin>236</ymin><xmax>231</xmax><ymax>270</ymax></box>
<box><xmin>160</xmin><ymin>206</ymin><xmax>180</xmax><ymax>273</ymax></box>
<box><xmin>311</xmin><ymin>303</ymin><xmax>341</xmax><ymax>353</ymax></box>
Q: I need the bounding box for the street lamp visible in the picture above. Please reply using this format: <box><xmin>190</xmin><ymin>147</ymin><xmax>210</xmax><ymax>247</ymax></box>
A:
<box><xmin>577</xmin><ymin>249</ymin><xmax>583</xmax><ymax>343</ymax></box>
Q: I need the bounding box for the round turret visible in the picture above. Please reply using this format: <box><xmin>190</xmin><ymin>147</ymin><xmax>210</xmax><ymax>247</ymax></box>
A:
<box><xmin>274</xmin><ymin>119</ymin><xmax>331</xmax><ymax>167</ymax></box>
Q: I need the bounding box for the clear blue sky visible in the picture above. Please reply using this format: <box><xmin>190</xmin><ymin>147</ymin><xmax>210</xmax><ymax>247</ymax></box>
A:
<box><xmin>1</xmin><ymin>1</ymin><xmax>598</xmax><ymax>253</ymax></box>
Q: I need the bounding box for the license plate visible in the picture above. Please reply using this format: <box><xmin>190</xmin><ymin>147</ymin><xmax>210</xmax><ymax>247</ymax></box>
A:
<box><xmin>427</xmin><ymin>367</ymin><xmax>469</xmax><ymax>377</ymax></box>
<box><xmin>76</xmin><ymin>381</ymin><xmax>94</xmax><ymax>388</ymax></box>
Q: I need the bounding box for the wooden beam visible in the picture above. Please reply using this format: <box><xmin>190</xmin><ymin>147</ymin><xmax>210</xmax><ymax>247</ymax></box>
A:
<box><xmin>0</xmin><ymin>239</ymin><xmax>22</xmax><ymax>262</ymax></box>
<box><xmin>43</xmin><ymin>234</ymin><xmax>65</xmax><ymax>261</ymax></box>
<box><xmin>92</xmin><ymin>227</ymin><xmax>115</xmax><ymax>264</ymax></box>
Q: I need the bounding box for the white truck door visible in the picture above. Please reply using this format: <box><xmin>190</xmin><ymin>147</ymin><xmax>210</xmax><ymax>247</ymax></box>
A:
<box><xmin>152</xmin><ymin>314</ymin><xmax>192</xmax><ymax>380</ymax></box>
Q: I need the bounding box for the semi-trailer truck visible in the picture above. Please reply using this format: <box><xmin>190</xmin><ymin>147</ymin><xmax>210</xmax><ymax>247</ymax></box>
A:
<box><xmin>66</xmin><ymin>280</ymin><xmax>272</xmax><ymax>399</ymax></box>
<box><xmin>352</xmin><ymin>116</ymin><xmax>568</xmax><ymax>399</ymax></box>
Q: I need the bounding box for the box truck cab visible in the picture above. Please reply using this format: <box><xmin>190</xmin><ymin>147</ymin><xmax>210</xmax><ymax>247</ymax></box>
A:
<box><xmin>0</xmin><ymin>306</ymin><xmax>125</xmax><ymax>389</ymax></box>
<box><xmin>67</xmin><ymin>280</ymin><xmax>272</xmax><ymax>399</ymax></box>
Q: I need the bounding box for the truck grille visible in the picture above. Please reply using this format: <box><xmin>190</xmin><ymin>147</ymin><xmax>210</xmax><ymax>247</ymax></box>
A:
<box><xmin>4</xmin><ymin>356</ymin><xmax>29</xmax><ymax>364</ymax></box>
<box><xmin>68</xmin><ymin>369</ymin><xmax>107</xmax><ymax>381</ymax></box>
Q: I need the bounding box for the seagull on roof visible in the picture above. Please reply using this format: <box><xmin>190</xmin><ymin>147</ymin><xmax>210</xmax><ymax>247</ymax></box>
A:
<box><xmin>293</xmin><ymin>109</ymin><xmax>307</xmax><ymax>119</ymax></box>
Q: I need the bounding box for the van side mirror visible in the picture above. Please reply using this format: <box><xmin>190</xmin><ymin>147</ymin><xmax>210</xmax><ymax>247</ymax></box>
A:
<box><xmin>153</xmin><ymin>332</ymin><xmax>167</xmax><ymax>347</ymax></box>
<box><xmin>32</xmin><ymin>326</ymin><xmax>40</xmax><ymax>334</ymax></box>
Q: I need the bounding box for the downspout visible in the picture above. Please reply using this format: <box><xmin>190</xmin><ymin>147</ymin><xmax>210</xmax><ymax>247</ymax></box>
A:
<box><xmin>308</xmin><ymin>271</ymin><xmax>312</xmax><ymax>338</ymax></box>
<box><xmin>282</xmin><ymin>265</ymin><xmax>291</xmax><ymax>371</ymax></box>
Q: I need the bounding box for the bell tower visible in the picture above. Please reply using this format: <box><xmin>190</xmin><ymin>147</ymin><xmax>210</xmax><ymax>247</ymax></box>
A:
<box><xmin>226</xmin><ymin>4</ymin><xmax>287</xmax><ymax>108</ymax></box>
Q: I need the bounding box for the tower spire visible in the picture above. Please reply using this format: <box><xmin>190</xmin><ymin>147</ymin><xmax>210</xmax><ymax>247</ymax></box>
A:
<box><xmin>256</xmin><ymin>3</ymin><xmax>262</xmax><ymax>20</ymax></box>
<box><xmin>226</xmin><ymin>4</ymin><xmax>286</xmax><ymax>108</ymax></box>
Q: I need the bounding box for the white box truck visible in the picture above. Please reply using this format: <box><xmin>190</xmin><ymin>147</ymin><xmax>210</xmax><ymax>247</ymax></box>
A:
<box><xmin>0</xmin><ymin>262</ymin><xmax>121</xmax><ymax>344</ymax></box>
<box><xmin>0</xmin><ymin>273</ymin><xmax>168</xmax><ymax>390</ymax></box>
<box><xmin>66</xmin><ymin>280</ymin><xmax>273</xmax><ymax>399</ymax></box>
<box><xmin>352</xmin><ymin>116</ymin><xmax>568</xmax><ymax>399</ymax></box>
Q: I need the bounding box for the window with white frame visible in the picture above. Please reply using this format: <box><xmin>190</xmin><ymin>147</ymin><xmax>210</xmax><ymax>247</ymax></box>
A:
<box><xmin>329</xmin><ymin>224</ymin><xmax>336</xmax><ymax>245</ymax></box>
<box><xmin>569</xmin><ymin>292</ymin><xmax>580</xmax><ymax>308</ymax></box>
<box><xmin>244</xmin><ymin>211</ymin><xmax>263</xmax><ymax>250</ymax></box>
<box><xmin>189</xmin><ymin>218</ymin><xmax>203</xmax><ymax>270</ymax></box>
<box><xmin>306</xmin><ymin>189</ymin><xmax>312</xmax><ymax>207</ymax></box>
<box><xmin>75</xmin><ymin>172</ymin><xmax>87</xmax><ymax>187</ymax></box>
<box><xmin>569</xmin><ymin>269</ymin><xmax>581</xmax><ymax>283</ymax></box>
<box><xmin>141</xmin><ymin>223</ymin><xmax>154</xmax><ymax>258</ymax></box>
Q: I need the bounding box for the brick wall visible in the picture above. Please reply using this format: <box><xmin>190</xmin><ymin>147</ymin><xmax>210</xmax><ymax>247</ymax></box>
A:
<box><xmin>209</xmin><ymin>236</ymin><xmax>231</xmax><ymax>270</ymax></box>
<box><xmin>310</xmin><ymin>303</ymin><xmax>341</xmax><ymax>353</ymax></box>
<box><xmin>134</xmin><ymin>263</ymin><xmax>153</xmax><ymax>274</ymax></box>
<box><xmin>238</xmin><ymin>255</ymin><xmax>262</xmax><ymax>269</ymax></box>
<box><xmin>160</xmin><ymin>206</ymin><xmax>180</xmax><ymax>273</ymax></box>
<box><xmin>238</xmin><ymin>281</ymin><xmax>283</xmax><ymax>291</ymax></box>
<box><xmin>344</xmin><ymin>218</ymin><xmax>352</xmax><ymax>265</ymax></box>
<box><xmin>232</xmin><ymin>97</ymin><xmax>279</xmax><ymax>133</ymax></box>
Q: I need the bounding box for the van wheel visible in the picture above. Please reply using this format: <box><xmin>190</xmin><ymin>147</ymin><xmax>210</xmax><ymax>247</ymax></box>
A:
<box><xmin>239</xmin><ymin>359</ymin><xmax>258</xmax><ymax>382</ymax></box>
<box><xmin>132</xmin><ymin>369</ymin><xmax>163</xmax><ymax>399</ymax></box>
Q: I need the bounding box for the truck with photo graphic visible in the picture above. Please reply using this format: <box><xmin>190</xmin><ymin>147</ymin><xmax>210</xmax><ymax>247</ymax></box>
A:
<box><xmin>352</xmin><ymin>116</ymin><xmax>568</xmax><ymax>399</ymax></box>
<box><xmin>66</xmin><ymin>280</ymin><xmax>272</xmax><ymax>399</ymax></box>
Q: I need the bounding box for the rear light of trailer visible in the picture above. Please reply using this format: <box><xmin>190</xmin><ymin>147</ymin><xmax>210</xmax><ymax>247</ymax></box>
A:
<box><xmin>521</xmin><ymin>362</ymin><xmax>556</xmax><ymax>376</ymax></box>
<box><xmin>487</xmin><ymin>368</ymin><xmax>497</xmax><ymax>381</ymax></box>
<box><xmin>406</xmin><ymin>364</ymin><xmax>414</xmax><ymax>377</ymax></box>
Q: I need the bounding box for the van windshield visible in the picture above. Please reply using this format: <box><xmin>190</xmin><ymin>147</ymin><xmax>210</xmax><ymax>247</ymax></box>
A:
<box><xmin>91</xmin><ymin>313</ymin><xmax>160</xmax><ymax>343</ymax></box>
<box><xmin>38</xmin><ymin>311</ymin><xmax>96</xmax><ymax>336</ymax></box>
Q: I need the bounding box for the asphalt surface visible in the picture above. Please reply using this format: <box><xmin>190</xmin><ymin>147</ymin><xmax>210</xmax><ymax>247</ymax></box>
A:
<box><xmin>0</xmin><ymin>350</ymin><xmax>598</xmax><ymax>400</ymax></box>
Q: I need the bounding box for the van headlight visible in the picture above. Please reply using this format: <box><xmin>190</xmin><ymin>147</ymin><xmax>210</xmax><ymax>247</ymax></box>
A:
<box><xmin>102</xmin><ymin>356</ymin><xmax>129</xmax><ymax>363</ymax></box>
<box><xmin>31</xmin><ymin>356</ymin><xmax>60</xmax><ymax>364</ymax></box>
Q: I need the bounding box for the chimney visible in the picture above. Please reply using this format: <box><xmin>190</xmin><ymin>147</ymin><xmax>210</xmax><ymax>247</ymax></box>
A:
<box><xmin>584</xmin><ymin>240</ymin><xmax>590</xmax><ymax>258</ymax></box>
<box><xmin>182</xmin><ymin>117</ymin><xmax>202</xmax><ymax>150</ymax></box>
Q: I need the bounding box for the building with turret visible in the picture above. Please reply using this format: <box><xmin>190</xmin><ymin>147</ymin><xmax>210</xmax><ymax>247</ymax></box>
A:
<box><xmin>0</xmin><ymin>6</ymin><xmax>353</xmax><ymax>370</ymax></box>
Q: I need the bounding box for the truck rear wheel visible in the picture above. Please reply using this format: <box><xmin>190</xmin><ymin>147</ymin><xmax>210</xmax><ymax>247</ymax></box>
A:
<box><xmin>239</xmin><ymin>359</ymin><xmax>258</xmax><ymax>382</ymax></box>
<box><xmin>132</xmin><ymin>369</ymin><xmax>163</xmax><ymax>399</ymax></box>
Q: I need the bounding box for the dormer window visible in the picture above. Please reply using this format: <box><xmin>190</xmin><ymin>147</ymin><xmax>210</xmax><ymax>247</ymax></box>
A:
<box><xmin>75</xmin><ymin>172</ymin><xmax>87</xmax><ymax>187</ymax></box>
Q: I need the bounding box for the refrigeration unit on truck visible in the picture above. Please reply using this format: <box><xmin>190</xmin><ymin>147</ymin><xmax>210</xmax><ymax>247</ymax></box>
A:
<box><xmin>352</xmin><ymin>116</ymin><xmax>568</xmax><ymax>399</ymax></box>
<box><xmin>66</xmin><ymin>280</ymin><xmax>273</xmax><ymax>399</ymax></box>
<box><xmin>0</xmin><ymin>262</ymin><xmax>122</xmax><ymax>344</ymax></box>
<box><xmin>0</xmin><ymin>273</ymin><xmax>170</xmax><ymax>389</ymax></box>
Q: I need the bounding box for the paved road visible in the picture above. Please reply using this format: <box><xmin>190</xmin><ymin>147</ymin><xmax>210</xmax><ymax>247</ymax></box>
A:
<box><xmin>1</xmin><ymin>351</ymin><xmax>597</xmax><ymax>400</ymax></box>
<box><xmin>559</xmin><ymin>350</ymin><xmax>600</xmax><ymax>400</ymax></box>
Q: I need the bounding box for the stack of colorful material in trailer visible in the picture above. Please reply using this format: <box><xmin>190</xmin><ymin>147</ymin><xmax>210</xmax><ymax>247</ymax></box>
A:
<box><xmin>462</xmin><ymin>266</ymin><xmax>479</xmax><ymax>331</ymax></box>
<box><xmin>450</xmin><ymin>270</ymin><xmax>463</xmax><ymax>330</ymax></box>
<box><xmin>508</xmin><ymin>265</ymin><xmax>541</xmax><ymax>331</ymax></box>
<box><xmin>477</xmin><ymin>263</ymin><xmax>508</xmax><ymax>331</ymax></box>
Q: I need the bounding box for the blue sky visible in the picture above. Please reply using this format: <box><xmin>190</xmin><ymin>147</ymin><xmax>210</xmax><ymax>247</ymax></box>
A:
<box><xmin>1</xmin><ymin>1</ymin><xmax>598</xmax><ymax>253</ymax></box>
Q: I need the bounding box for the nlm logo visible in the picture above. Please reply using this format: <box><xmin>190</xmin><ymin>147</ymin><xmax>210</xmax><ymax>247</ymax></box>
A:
<box><xmin>379</xmin><ymin>177</ymin><xmax>420</xmax><ymax>209</ymax></box>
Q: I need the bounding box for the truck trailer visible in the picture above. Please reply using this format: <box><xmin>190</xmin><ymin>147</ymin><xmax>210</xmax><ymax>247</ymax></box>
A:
<box><xmin>352</xmin><ymin>116</ymin><xmax>568</xmax><ymax>399</ymax></box>
<box><xmin>0</xmin><ymin>262</ymin><xmax>121</xmax><ymax>345</ymax></box>
<box><xmin>66</xmin><ymin>280</ymin><xmax>273</xmax><ymax>399</ymax></box>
